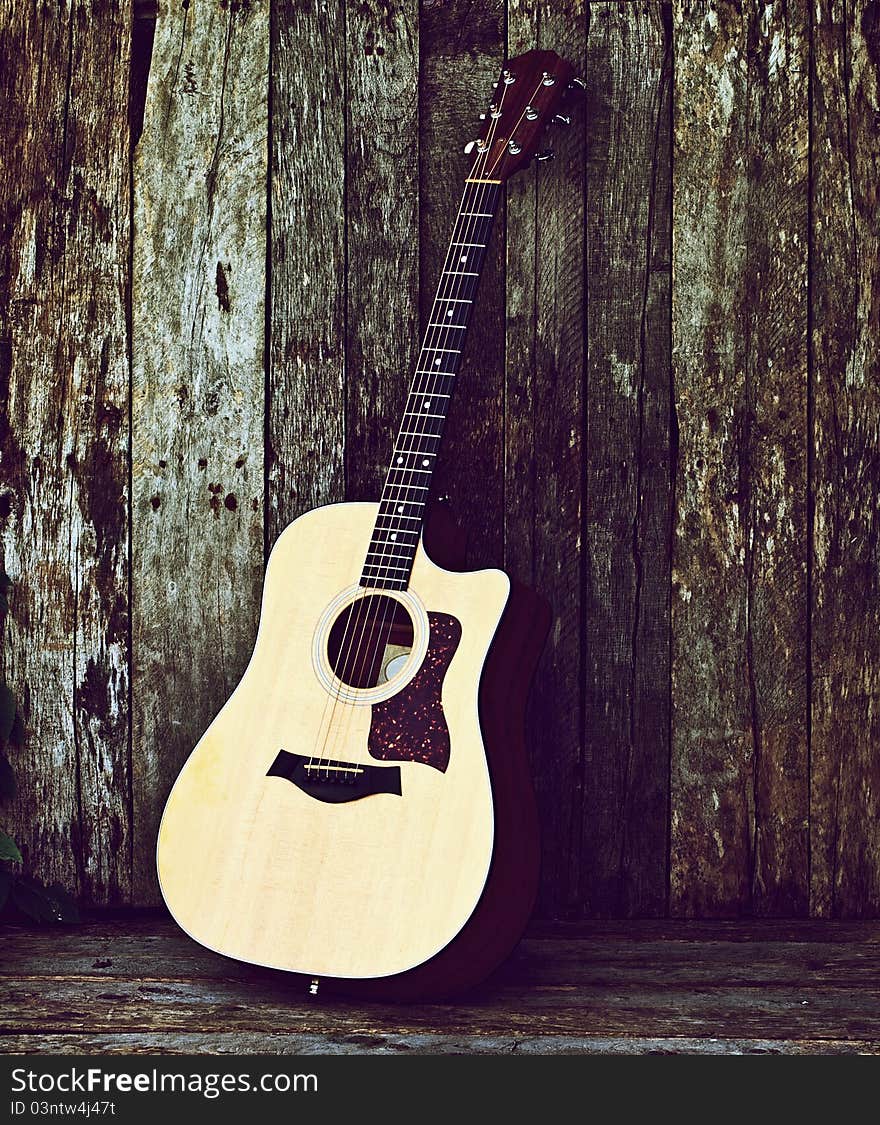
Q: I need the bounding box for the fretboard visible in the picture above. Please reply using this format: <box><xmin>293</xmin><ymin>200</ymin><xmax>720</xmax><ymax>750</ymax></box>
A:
<box><xmin>360</xmin><ymin>180</ymin><xmax>502</xmax><ymax>591</ymax></box>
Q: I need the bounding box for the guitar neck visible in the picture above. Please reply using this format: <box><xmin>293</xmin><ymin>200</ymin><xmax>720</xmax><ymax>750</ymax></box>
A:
<box><xmin>360</xmin><ymin>178</ymin><xmax>503</xmax><ymax>591</ymax></box>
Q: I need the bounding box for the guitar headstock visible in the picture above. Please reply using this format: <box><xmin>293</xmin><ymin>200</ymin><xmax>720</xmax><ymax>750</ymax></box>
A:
<box><xmin>464</xmin><ymin>50</ymin><xmax>582</xmax><ymax>184</ymax></box>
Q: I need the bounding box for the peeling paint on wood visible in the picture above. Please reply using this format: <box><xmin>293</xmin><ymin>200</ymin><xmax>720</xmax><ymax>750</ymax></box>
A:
<box><xmin>131</xmin><ymin>0</ymin><xmax>268</xmax><ymax>901</ymax></box>
<box><xmin>0</xmin><ymin>0</ymin><xmax>131</xmax><ymax>903</ymax></box>
<box><xmin>344</xmin><ymin>0</ymin><xmax>420</xmax><ymax>503</ymax></box>
<box><xmin>671</xmin><ymin>0</ymin><xmax>809</xmax><ymax>917</ymax></box>
<box><xmin>810</xmin><ymin>0</ymin><xmax>880</xmax><ymax>917</ymax></box>
<box><xmin>505</xmin><ymin>0</ymin><xmax>589</xmax><ymax>919</ymax></box>
<box><xmin>579</xmin><ymin>1</ymin><xmax>673</xmax><ymax>918</ymax></box>
<box><xmin>422</xmin><ymin>0</ymin><xmax>506</xmax><ymax>569</ymax></box>
<box><xmin>268</xmin><ymin>0</ymin><xmax>346</xmax><ymax>539</ymax></box>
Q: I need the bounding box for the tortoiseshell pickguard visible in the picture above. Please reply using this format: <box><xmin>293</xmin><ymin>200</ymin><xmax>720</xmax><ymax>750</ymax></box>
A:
<box><xmin>368</xmin><ymin>613</ymin><xmax>462</xmax><ymax>773</ymax></box>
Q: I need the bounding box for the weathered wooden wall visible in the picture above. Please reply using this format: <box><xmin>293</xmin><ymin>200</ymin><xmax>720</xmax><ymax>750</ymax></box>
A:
<box><xmin>1</xmin><ymin>0</ymin><xmax>878</xmax><ymax>918</ymax></box>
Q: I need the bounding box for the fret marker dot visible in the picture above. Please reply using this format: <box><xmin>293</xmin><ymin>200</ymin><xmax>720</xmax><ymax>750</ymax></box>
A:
<box><xmin>422</xmin><ymin>458</ymin><xmax>430</xmax><ymax>467</ymax></box>
<box><xmin>446</xmin><ymin>309</ymin><xmax>453</xmax><ymax>317</ymax></box>
<box><xmin>397</xmin><ymin>505</ymin><xmax>404</xmax><ymax>513</ymax></box>
<box><xmin>423</xmin><ymin>400</ymin><xmax>431</xmax><ymax>409</ymax></box>
<box><xmin>396</xmin><ymin>456</ymin><xmax>403</xmax><ymax>465</ymax></box>
<box><xmin>460</xmin><ymin>254</ymin><xmax>467</xmax><ymax>264</ymax></box>
<box><xmin>390</xmin><ymin>533</ymin><xmax>397</xmax><ymax>541</ymax></box>
<box><xmin>434</xmin><ymin>358</ymin><xmax>441</xmax><ymax>366</ymax></box>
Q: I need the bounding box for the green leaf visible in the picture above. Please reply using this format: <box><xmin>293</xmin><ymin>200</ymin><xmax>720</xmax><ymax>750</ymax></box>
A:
<box><xmin>0</xmin><ymin>868</ymin><xmax>12</xmax><ymax>913</ymax></box>
<box><xmin>0</xmin><ymin>830</ymin><xmax>22</xmax><ymax>863</ymax></box>
<box><xmin>12</xmin><ymin>876</ymin><xmax>80</xmax><ymax>923</ymax></box>
<box><xmin>0</xmin><ymin>684</ymin><xmax>15</xmax><ymax>743</ymax></box>
<box><xmin>0</xmin><ymin>753</ymin><xmax>14</xmax><ymax>800</ymax></box>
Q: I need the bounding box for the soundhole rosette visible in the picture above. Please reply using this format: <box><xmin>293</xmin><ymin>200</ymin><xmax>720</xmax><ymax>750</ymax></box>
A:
<box><xmin>311</xmin><ymin>585</ymin><xmax>430</xmax><ymax>705</ymax></box>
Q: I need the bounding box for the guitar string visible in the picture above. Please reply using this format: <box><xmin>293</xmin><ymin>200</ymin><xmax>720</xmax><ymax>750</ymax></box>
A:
<box><xmin>315</xmin><ymin>71</ymin><xmax>548</xmax><ymax>776</ymax></box>
<box><xmin>335</xmin><ymin>71</ymin><xmax>550</xmax><ymax>714</ymax></box>
<box><xmin>316</xmin><ymin>70</ymin><xmax>548</xmax><ymax>774</ymax></box>
<box><xmin>312</xmin><ymin>68</ymin><xmax>548</xmax><ymax>777</ymax></box>
<box><xmin>312</xmin><ymin>115</ymin><xmax>505</xmax><ymax>775</ymax></box>
<box><xmin>310</xmin><ymin>179</ymin><xmax>494</xmax><ymax>777</ymax></box>
<box><xmin>311</xmin><ymin>127</ymin><xmax>505</xmax><ymax>776</ymax></box>
<box><xmin>339</xmin><ymin>175</ymin><xmax>499</xmax><ymax>704</ymax></box>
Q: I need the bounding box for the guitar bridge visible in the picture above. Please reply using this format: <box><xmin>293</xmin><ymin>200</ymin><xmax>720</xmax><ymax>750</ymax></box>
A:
<box><xmin>267</xmin><ymin>749</ymin><xmax>401</xmax><ymax>803</ymax></box>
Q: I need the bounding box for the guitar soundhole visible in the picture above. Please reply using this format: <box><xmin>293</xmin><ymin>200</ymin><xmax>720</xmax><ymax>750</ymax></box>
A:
<box><xmin>327</xmin><ymin>594</ymin><xmax>415</xmax><ymax>689</ymax></box>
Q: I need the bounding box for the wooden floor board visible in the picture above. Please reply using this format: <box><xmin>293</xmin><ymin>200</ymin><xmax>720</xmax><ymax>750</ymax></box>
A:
<box><xmin>2</xmin><ymin>918</ymin><xmax>879</xmax><ymax>1053</ymax></box>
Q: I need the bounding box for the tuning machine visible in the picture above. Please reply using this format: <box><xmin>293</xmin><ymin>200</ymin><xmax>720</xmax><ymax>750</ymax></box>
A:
<box><xmin>534</xmin><ymin>150</ymin><xmax>554</xmax><ymax>163</ymax></box>
<box><xmin>567</xmin><ymin>76</ymin><xmax>586</xmax><ymax>93</ymax></box>
<box><xmin>552</xmin><ymin>113</ymin><xmax>571</xmax><ymax>126</ymax></box>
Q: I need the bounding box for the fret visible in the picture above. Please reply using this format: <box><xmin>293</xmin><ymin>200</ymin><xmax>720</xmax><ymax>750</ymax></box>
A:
<box><xmin>391</xmin><ymin>455</ymin><xmax>437</xmax><ymax>467</ymax></box>
<box><xmin>437</xmin><ymin>276</ymin><xmax>478</xmax><ymax>291</ymax></box>
<box><xmin>370</xmin><ymin>530</ymin><xmax>420</xmax><ymax>542</ymax></box>
<box><xmin>400</xmin><ymin>421</ymin><xmax>444</xmax><ymax>440</ymax></box>
<box><xmin>365</xmin><ymin>547</ymin><xmax>418</xmax><ymax>561</ymax></box>
<box><xmin>366</xmin><ymin>540</ymin><xmax>419</xmax><ymax>554</ymax></box>
<box><xmin>362</xmin><ymin>561</ymin><xmax>411</xmax><ymax>574</ymax></box>
<box><xmin>361</xmin><ymin>180</ymin><xmax>500</xmax><ymax>591</ymax></box>
<box><xmin>374</xmin><ymin>514</ymin><xmax>422</xmax><ymax>526</ymax></box>
<box><xmin>377</xmin><ymin>502</ymin><xmax>424</xmax><ymax>519</ymax></box>
<box><xmin>390</xmin><ymin>448</ymin><xmax>437</xmax><ymax>460</ymax></box>
<box><xmin>396</xmin><ymin>430</ymin><xmax>441</xmax><ymax>441</ymax></box>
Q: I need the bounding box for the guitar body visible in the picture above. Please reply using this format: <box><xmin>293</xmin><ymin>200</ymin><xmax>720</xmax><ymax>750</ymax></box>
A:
<box><xmin>157</xmin><ymin>501</ymin><xmax>544</xmax><ymax>992</ymax></box>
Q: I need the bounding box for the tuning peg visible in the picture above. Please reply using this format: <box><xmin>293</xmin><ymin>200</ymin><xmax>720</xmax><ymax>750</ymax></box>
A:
<box><xmin>567</xmin><ymin>76</ymin><xmax>586</xmax><ymax>93</ymax></box>
<box><xmin>464</xmin><ymin>140</ymin><xmax>477</xmax><ymax>154</ymax></box>
<box><xmin>553</xmin><ymin>113</ymin><xmax>571</xmax><ymax>126</ymax></box>
<box><xmin>534</xmin><ymin>150</ymin><xmax>554</xmax><ymax>163</ymax></box>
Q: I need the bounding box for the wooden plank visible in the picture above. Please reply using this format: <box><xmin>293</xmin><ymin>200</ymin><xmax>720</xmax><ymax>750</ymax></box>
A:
<box><xmin>131</xmin><ymin>0</ymin><xmax>268</xmax><ymax>901</ymax></box>
<box><xmin>5</xmin><ymin>918</ymin><xmax>880</xmax><ymax>1045</ymax></box>
<box><xmin>4</xmin><ymin>919</ymin><xmax>880</xmax><ymax>986</ymax></box>
<box><xmin>4</xmin><ymin>972</ymin><xmax>880</xmax><ymax>1041</ymax></box>
<box><xmin>0</xmin><ymin>0</ymin><xmax>131</xmax><ymax>902</ymax></box>
<box><xmin>420</xmin><ymin>0</ymin><xmax>506</xmax><ymax>569</ymax></box>
<box><xmin>6</xmin><ymin>1030</ymin><xmax>880</xmax><ymax>1057</ymax></box>
<box><xmin>576</xmin><ymin>1</ymin><xmax>673</xmax><ymax>917</ymax></box>
<box><xmin>810</xmin><ymin>2</ymin><xmax>880</xmax><ymax>916</ymax></box>
<box><xmin>670</xmin><ymin>0</ymin><xmax>809</xmax><ymax>916</ymax></box>
<box><xmin>267</xmin><ymin>0</ymin><xmax>346</xmax><ymax>540</ymax></box>
<box><xmin>505</xmin><ymin>1</ymin><xmax>588</xmax><ymax>919</ymax></box>
<box><xmin>3</xmin><ymin>1034</ymin><xmax>879</xmax><ymax>1056</ymax></box>
<box><xmin>344</xmin><ymin>0</ymin><xmax>419</xmax><ymax>502</ymax></box>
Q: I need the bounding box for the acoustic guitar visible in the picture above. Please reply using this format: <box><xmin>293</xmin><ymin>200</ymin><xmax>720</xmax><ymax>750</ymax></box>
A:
<box><xmin>157</xmin><ymin>49</ymin><xmax>580</xmax><ymax>1000</ymax></box>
